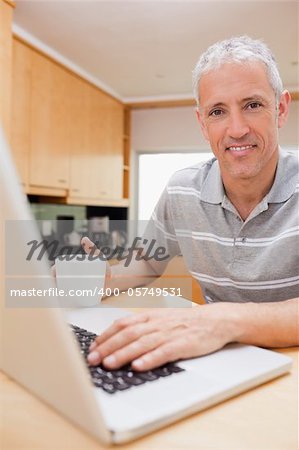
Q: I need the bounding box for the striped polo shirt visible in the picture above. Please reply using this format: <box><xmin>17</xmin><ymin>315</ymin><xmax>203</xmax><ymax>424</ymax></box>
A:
<box><xmin>145</xmin><ymin>149</ymin><xmax>299</xmax><ymax>303</ymax></box>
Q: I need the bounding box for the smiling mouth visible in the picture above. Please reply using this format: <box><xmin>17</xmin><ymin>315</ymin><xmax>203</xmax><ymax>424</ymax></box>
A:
<box><xmin>226</xmin><ymin>145</ymin><xmax>256</xmax><ymax>152</ymax></box>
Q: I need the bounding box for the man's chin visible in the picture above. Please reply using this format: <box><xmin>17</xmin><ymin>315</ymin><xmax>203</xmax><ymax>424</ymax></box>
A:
<box><xmin>225</xmin><ymin>164</ymin><xmax>261</xmax><ymax>180</ymax></box>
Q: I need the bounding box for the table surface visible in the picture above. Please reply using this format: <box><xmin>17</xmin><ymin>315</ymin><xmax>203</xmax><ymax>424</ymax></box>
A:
<box><xmin>1</xmin><ymin>294</ymin><xmax>298</xmax><ymax>450</ymax></box>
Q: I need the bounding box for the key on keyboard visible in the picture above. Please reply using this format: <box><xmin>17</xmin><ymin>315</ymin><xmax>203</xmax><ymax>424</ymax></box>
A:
<box><xmin>70</xmin><ymin>324</ymin><xmax>185</xmax><ymax>394</ymax></box>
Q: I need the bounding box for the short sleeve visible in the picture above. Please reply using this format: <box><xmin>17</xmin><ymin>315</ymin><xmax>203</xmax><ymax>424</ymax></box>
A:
<box><xmin>141</xmin><ymin>186</ymin><xmax>181</xmax><ymax>263</ymax></box>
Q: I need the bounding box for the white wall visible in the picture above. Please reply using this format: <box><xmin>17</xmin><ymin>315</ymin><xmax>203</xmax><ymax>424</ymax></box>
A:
<box><xmin>278</xmin><ymin>101</ymin><xmax>299</xmax><ymax>148</ymax></box>
<box><xmin>129</xmin><ymin>101</ymin><xmax>298</xmax><ymax>219</ymax></box>
<box><xmin>132</xmin><ymin>106</ymin><xmax>206</xmax><ymax>152</ymax></box>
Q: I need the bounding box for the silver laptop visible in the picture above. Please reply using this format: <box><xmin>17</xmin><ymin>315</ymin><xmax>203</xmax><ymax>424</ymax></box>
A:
<box><xmin>0</xmin><ymin>127</ymin><xmax>292</xmax><ymax>444</ymax></box>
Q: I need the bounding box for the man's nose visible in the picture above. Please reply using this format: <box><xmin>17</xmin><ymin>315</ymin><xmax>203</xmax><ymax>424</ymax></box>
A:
<box><xmin>227</xmin><ymin>111</ymin><xmax>250</xmax><ymax>139</ymax></box>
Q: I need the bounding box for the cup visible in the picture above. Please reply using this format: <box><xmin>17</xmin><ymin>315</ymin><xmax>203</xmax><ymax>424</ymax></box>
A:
<box><xmin>55</xmin><ymin>253</ymin><xmax>107</xmax><ymax>307</ymax></box>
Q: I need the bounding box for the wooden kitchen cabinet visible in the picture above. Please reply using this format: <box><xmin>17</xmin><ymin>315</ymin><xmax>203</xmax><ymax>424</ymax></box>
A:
<box><xmin>30</xmin><ymin>50</ymin><xmax>70</xmax><ymax>190</ymax></box>
<box><xmin>10</xmin><ymin>39</ymin><xmax>31</xmax><ymax>188</ymax></box>
<box><xmin>68</xmin><ymin>80</ymin><xmax>124</xmax><ymax>202</ymax></box>
<box><xmin>10</xmin><ymin>38</ymin><xmax>127</xmax><ymax>204</ymax></box>
<box><xmin>0</xmin><ymin>0</ymin><xmax>14</xmax><ymax>140</ymax></box>
<box><xmin>67</xmin><ymin>75</ymin><xmax>91</xmax><ymax>198</ymax></box>
<box><xmin>103</xmin><ymin>94</ymin><xmax>124</xmax><ymax>200</ymax></box>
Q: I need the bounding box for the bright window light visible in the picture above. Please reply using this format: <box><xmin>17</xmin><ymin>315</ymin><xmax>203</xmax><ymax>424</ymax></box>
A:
<box><xmin>138</xmin><ymin>152</ymin><xmax>212</xmax><ymax>220</ymax></box>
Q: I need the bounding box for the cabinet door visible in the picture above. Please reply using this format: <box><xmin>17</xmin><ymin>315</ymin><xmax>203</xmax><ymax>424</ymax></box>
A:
<box><xmin>30</xmin><ymin>51</ymin><xmax>70</xmax><ymax>189</ymax></box>
<box><xmin>95</xmin><ymin>92</ymin><xmax>124</xmax><ymax>200</ymax></box>
<box><xmin>68</xmin><ymin>76</ymin><xmax>92</xmax><ymax>198</ymax></box>
<box><xmin>10</xmin><ymin>39</ymin><xmax>31</xmax><ymax>188</ymax></box>
<box><xmin>69</xmin><ymin>81</ymin><xmax>124</xmax><ymax>200</ymax></box>
<box><xmin>0</xmin><ymin>0</ymin><xmax>13</xmax><ymax>140</ymax></box>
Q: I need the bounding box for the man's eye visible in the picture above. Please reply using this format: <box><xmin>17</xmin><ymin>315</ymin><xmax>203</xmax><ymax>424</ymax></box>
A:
<box><xmin>247</xmin><ymin>102</ymin><xmax>262</xmax><ymax>109</ymax></box>
<box><xmin>209</xmin><ymin>109</ymin><xmax>223</xmax><ymax>117</ymax></box>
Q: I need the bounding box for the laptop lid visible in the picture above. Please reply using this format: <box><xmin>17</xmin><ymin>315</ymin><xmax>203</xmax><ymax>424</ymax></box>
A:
<box><xmin>0</xmin><ymin>127</ymin><xmax>112</xmax><ymax>444</ymax></box>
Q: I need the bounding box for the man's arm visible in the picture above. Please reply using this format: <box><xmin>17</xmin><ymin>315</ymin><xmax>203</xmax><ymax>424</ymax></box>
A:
<box><xmin>233</xmin><ymin>298</ymin><xmax>299</xmax><ymax>348</ymax></box>
<box><xmin>81</xmin><ymin>237</ymin><xmax>298</xmax><ymax>369</ymax></box>
<box><xmin>107</xmin><ymin>257</ymin><xmax>163</xmax><ymax>292</ymax></box>
<box><xmin>87</xmin><ymin>298</ymin><xmax>299</xmax><ymax>371</ymax></box>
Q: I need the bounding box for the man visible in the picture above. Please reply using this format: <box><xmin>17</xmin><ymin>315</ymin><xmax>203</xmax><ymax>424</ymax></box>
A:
<box><xmin>85</xmin><ymin>36</ymin><xmax>299</xmax><ymax>371</ymax></box>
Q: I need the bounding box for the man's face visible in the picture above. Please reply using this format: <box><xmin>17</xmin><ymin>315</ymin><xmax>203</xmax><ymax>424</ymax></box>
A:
<box><xmin>196</xmin><ymin>62</ymin><xmax>290</xmax><ymax>182</ymax></box>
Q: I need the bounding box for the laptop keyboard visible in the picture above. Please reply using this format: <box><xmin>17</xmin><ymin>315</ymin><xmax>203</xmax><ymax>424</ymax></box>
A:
<box><xmin>70</xmin><ymin>324</ymin><xmax>185</xmax><ymax>394</ymax></box>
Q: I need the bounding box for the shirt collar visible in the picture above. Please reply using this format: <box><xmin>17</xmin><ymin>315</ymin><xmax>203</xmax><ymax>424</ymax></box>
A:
<box><xmin>266</xmin><ymin>148</ymin><xmax>299</xmax><ymax>203</ymax></box>
<box><xmin>200</xmin><ymin>158</ymin><xmax>225</xmax><ymax>204</ymax></box>
<box><xmin>200</xmin><ymin>149</ymin><xmax>299</xmax><ymax>205</ymax></box>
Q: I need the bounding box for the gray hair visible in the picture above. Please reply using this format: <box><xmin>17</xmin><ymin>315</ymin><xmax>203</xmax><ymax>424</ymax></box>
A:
<box><xmin>192</xmin><ymin>35</ymin><xmax>283</xmax><ymax>107</ymax></box>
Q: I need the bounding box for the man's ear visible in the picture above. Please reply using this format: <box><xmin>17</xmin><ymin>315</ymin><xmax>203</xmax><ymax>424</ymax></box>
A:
<box><xmin>196</xmin><ymin>108</ymin><xmax>210</xmax><ymax>142</ymax></box>
<box><xmin>277</xmin><ymin>90</ymin><xmax>291</xmax><ymax>128</ymax></box>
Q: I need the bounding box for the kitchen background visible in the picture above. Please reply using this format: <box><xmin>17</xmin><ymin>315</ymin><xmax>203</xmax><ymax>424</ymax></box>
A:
<box><xmin>1</xmin><ymin>1</ymin><xmax>297</xmax><ymax>254</ymax></box>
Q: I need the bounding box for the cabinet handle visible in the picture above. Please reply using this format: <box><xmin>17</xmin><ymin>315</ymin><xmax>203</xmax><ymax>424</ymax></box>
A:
<box><xmin>57</xmin><ymin>179</ymin><xmax>66</xmax><ymax>184</ymax></box>
<box><xmin>100</xmin><ymin>191</ymin><xmax>107</xmax><ymax>195</ymax></box>
<box><xmin>71</xmin><ymin>188</ymin><xmax>80</xmax><ymax>193</ymax></box>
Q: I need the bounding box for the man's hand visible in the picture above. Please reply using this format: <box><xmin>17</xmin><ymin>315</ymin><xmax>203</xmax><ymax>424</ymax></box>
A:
<box><xmin>87</xmin><ymin>297</ymin><xmax>299</xmax><ymax>371</ymax></box>
<box><xmin>87</xmin><ymin>304</ymin><xmax>239</xmax><ymax>371</ymax></box>
<box><xmin>80</xmin><ymin>237</ymin><xmax>111</xmax><ymax>289</ymax></box>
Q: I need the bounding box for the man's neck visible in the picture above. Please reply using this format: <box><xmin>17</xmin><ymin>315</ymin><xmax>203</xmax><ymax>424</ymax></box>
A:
<box><xmin>222</xmin><ymin>160</ymin><xmax>278</xmax><ymax>221</ymax></box>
